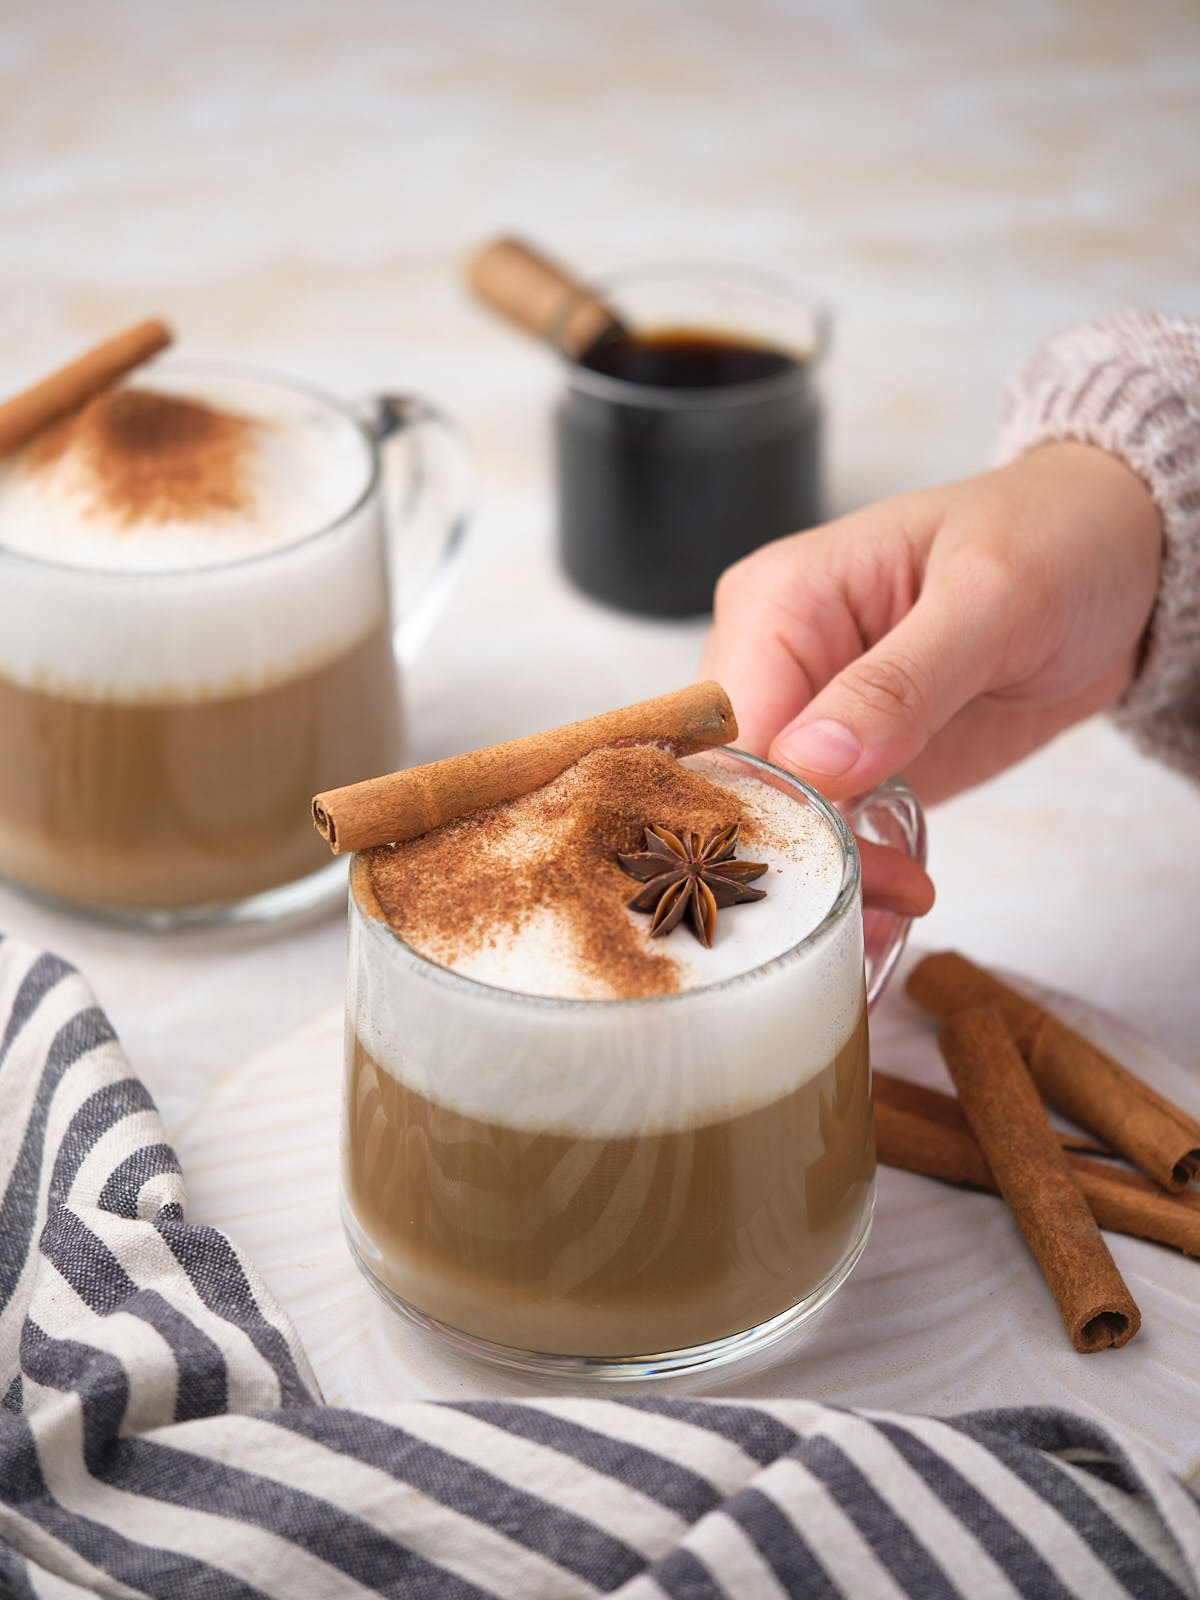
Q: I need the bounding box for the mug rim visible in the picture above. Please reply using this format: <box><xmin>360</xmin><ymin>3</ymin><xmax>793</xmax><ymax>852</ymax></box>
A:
<box><xmin>559</xmin><ymin>259</ymin><xmax>832</xmax><ymax>413</ymax></box>
<box><xmin>350</xmin><ymin>747</ymin><xmax>863</xmax><ymax>1014</ymax></box>
<box><xmin>0</xmin><ymin>356</ymin><xmax>383</xmax><ymax>582</ymax></box>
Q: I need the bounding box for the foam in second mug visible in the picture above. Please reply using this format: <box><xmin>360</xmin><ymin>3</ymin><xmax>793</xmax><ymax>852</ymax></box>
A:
<box><xmin>343</xmin><ymin>743</ymin><xmax>874</xmax><ymax>1373</ymax></box>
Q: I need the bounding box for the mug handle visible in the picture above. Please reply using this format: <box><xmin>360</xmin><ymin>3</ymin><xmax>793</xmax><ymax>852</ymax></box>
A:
<box><xmin>362</xmin><ymin>394</ymin><xmax>473</xmax><ymax>667</ymax></box>
<box><xmin>840</xmin><ymin>777</ymin><xmax>927</xmax><ymax>1009</ymax></box>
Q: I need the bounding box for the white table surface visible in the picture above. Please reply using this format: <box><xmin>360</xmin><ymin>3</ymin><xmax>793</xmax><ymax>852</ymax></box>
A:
<box><xmin>2</xmin><ymin>0</ymin><xmax>1199</xmax><ymax>1470</ymax></box>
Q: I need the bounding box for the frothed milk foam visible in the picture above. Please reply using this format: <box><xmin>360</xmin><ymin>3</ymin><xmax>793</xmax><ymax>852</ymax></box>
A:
<box><xmin>344</xmin><ymin>747</ymin><xmax>873</xmax><ymax>1358</ymax></box>
<box><xmin>351</xmin><ymin>749</ymin><xmax>860</xmax><ymax>1136</ymax></box>
<box><xmin>0</xmin><ymin>372</ymin><xmax>371</xmax><ymax>571</ymax></box>
<box><xmin>0</xmin><ymin>368</ymin><xmax>380</xmax><ymax>698</ymax></box>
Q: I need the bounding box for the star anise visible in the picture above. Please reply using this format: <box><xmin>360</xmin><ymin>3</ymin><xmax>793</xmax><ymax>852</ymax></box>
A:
<box><xmin>617</xmin><ymin>822</ymin><xmax>768</xmax><ymax>947</ymax></box>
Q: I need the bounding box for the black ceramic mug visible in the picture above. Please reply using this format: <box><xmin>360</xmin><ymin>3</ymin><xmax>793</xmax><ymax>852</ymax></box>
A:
<box><xmin>554</xmin><ymin>263</ymin><xmax>830</xmax><ymax>617</ymax></box>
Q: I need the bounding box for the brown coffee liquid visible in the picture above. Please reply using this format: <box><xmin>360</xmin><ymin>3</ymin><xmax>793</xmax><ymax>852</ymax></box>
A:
<box><xmin>557</xmin><ymin>327</ymin><xmax>822</xmax><ymax>617</ymax></box>
<box><xmin>0</xmin><ymin>620</ymin><xmax>402</xmax><ymax>909</ymax></box>
<box><xmin>343</xmin><ymin>1010</ymin><xmax>872</xmax><ymax>1356</ymax></box>
<box><xmin>582</xmin><ymin>328</ymin><xmax>797</xmax><ymax>388</ymax></box>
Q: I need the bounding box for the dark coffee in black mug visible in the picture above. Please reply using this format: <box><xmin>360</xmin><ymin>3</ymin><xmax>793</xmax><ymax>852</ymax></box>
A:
<box><xmin>554</xmin><ymin>269</ymin><xmax>827</xmax><ymax>617</ymax></box>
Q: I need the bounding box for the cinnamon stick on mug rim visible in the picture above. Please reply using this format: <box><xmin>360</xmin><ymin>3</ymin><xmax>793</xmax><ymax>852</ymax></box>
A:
<box><xmin>313</xmin><ymin>681</ymin><xmax>738</xmax><ymax>854</ymax></box>
<box><xmin>907</xmin><ymin>951</ymin><xmax>1200</xmax><ymax>1190</ymax></box>
<box><xmin>0</xmin><ymin>317</ymin><xmax>174</xmax><ymax>459</ymax></box>
<box><xmin>936</xmin><ymin>1005</ymin><xmax>1141</xmax><ymax>1352</ymax></box>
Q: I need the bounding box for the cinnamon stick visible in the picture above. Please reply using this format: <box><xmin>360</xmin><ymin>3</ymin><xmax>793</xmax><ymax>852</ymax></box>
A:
<box><xmin>873</xmin><ymin>1087</ymin><xmax>1200</xmax><ymax>1258</ymax></box>
<box><xmin>907</xmin><ymin>951</ymin><xmax>1200</xmax><ymax>1191</ymax></box>
<box><xmin>0</xmin><ymin>318</ymin><xmax>173</xmax><ymax>458</ymax></box>
<box><xmin>936</xmin><ymin>1006</ymin><xmax>1140</xmax><ymax>1352</ymax></box>
<box><xmin>466</xmin><ymin>237</ymin><xmax>624</xmax><ymax>360</ymax></box>
<box><xmin>313</xmin><ymin>681</ymin><xmax>738</xmax><ymax>854</ymax></box>
<box><xmin>873</xmin><ymin>1070</ymin><xmax>1111</xmax><ymax>1155</ymax></box>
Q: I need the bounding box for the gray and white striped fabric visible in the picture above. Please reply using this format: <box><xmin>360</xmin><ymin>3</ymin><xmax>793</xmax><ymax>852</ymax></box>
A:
<box><xmin>2</xmin><ymin>933</ymin><xmax>1198</xmax><ymax>1600</ymax></box>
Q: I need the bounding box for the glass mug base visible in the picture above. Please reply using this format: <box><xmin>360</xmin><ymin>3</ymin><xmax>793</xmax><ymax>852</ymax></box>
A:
<box><xmin>342</xmin><ymin>1194</ymin><xmax>874</xmax><ymax>1381</ymax></box>
<box><xmin>1</xmin><ymin>854</ymin><xmax>349</xmax><ymax>933</ymax></box>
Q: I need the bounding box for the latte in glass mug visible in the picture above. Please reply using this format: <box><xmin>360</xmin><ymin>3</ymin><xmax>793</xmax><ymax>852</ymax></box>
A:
<box><xmin>0</xmin><ymin>362</ymin><xmax>463</xmax><ymax>922</ymax></box>
<box><xmin>342</xmin><ymin>743</ymin><xmax>919</xmax><ymax>1377</ymax></box>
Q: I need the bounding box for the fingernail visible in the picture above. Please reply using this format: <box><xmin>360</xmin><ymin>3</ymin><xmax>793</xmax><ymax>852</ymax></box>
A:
<box><xmin>775</xmin><ymin>718</ymin><xmax>861</xmax><ymax>776</ymax></box>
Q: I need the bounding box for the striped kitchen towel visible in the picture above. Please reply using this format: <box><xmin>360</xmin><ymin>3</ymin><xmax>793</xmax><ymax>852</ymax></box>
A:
<box><xmin>1</xmin><ymin>933</ymin><xmax>1198</xmax><ymax>1600</ymax></box>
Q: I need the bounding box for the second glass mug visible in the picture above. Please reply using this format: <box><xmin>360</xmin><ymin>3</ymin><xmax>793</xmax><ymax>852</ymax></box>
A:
<box><xmin>342</xmin><ymin>751</ymin><xmax>926</xmax><ymax>1379</ymax></box>
<box><xmin>0</xmin><ymin>360</ymin><xmax>469</xmax><ymax>926</ymax></box>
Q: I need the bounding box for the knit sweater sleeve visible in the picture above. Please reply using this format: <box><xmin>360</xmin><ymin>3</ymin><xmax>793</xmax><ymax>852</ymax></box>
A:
<box><xmin>993</xmin><ymin>311</ymin><xmax>1200</xmax><ymax>782</ymax></box>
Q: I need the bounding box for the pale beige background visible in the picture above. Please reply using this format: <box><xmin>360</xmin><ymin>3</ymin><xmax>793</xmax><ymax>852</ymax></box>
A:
<box><xmin>1</xmin><ymin>0</ymin><xmax>1199</xmax><ymax>1436</ymax></box>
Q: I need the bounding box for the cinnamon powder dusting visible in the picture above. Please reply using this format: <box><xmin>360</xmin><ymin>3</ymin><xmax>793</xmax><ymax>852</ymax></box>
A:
<box><xmin>26</xmin><ymin>386</ymin><xmax>257</xmax><ymax>525</ymax></box>
<box><xmin>363</xmin><ymin>744</ymin><xmax>755</xmax><ymax>997</ymax></box>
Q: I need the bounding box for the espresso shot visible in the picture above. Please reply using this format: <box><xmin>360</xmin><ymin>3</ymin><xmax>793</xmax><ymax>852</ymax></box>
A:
<box><xmin>554</xmin><ymin>267</ymin><xmax>827</xmax><ymax>617</ymax></box>
<box><xmin>558</xmin><ymin>326</ymin><xmax>822</xmax><ymax>616</ymax></box>
<box><xmin>464</xmin><ymin>247</ymin><xmax>828</xmax><ymax>618</ymax></box>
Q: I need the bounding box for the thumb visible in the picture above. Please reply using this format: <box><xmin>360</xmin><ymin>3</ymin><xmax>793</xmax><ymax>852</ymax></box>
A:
<box><xmin>767</xmin><ymin>591</ymin><xmax>991</xmax><ymax>799</ymax></box>
<box><xmin>858</xmin><ymin>839</ymin><xmax>935</xmax><ymax>918</ymax></box>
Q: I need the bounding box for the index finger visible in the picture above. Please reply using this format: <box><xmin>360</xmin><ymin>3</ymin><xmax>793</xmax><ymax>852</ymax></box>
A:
<box><xmin>700</xmin><ymin>537</ymin><xmax>838</xmax><ymax>755</ymax></box>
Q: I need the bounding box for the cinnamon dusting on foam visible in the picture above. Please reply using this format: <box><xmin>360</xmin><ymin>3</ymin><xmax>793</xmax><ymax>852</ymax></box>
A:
<box><xmin>364</xmin><ymin>744</ymin><xmax>785</xmax><ymax>998</ymax></box>
<box><xmin>25</xmin><ymin>386</ymin><xmax>258</xmax><ymax>527</ymax></box>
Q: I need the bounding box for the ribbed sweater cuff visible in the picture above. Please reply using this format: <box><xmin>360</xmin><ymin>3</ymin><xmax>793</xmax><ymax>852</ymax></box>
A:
<box><xmin>994</xmin><ymin>311</ymin><xmax>1200</xmax><ymax>780</ymax></box>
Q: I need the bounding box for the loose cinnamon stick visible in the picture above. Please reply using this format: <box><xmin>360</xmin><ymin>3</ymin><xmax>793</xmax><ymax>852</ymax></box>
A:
<box><xmin>873</xmin><ymin>1071</ymin><xmax>1111</xmax><ymax>1155</ymax></box>
<box><xmin>313</xmin><ymin>681</ymin><xmax>737</xmax><ymax>854</ymax></box>
<box><xmin>0</xmin><ymin>318</ymin><xmax>173</xmax><ymax>458</ymax></box>
<box><xmin>874</xmin><ymin>1094</ymin><xmax>994</xmax><ymax>1187</ymax></box>
<box><xmin>936</xmin><ymin>1006</ymin><xmax>1140</xmax><ymax>1352</ymax></box>
<box><xmin>907</xmin><ymin>951</ymin><xmax>1200</xmax><ymax>1191</ymax></box>
<box><xmin>874</xmin><ymin>1096</ymin><xmax>1200</xmax><ymax>1257</ymax></box>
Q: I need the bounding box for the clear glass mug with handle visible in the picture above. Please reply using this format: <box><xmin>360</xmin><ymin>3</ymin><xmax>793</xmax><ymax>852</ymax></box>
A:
<box><xmin>342</xmin><ymin>749</ymin><xmax>925</xmax><ymax>1379</ymax></box>
<box><xmin>0</xmin><ymin>360</ymin><xmax>469</xmax><ymax>926</ymax></box>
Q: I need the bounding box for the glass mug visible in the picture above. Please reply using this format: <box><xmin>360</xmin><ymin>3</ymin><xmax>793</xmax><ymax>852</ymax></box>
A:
<box><xmin>555</xmin><ymin>263</ymin><xmax>830</xmax><ymax>617</ymax></box>
<box><xmin>342</xmin><ymin>751</ymin><xmax>925</xmax><ymax>1379</ymax></box>
<box><xmin>0</xmin><ymin>361</ymin><xmax>469</xmax><ymax>926</ymax></box>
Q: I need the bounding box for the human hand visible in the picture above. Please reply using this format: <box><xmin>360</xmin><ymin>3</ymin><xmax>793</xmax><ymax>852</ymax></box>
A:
<box><xmin>701</xmin><ymin>441</ymin><xmax>1163</xmax><ymax>809</ymax></box>
<box><xmin>857</xmin><ymin>837</ymin><xmax>935</xmax><ymax>919</ymax></box>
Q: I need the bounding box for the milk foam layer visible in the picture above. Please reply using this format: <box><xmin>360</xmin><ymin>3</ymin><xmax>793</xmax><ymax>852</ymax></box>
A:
<box><xmin>440</xmin><ymin>760</ymin><xmax>845</xmax><ymax>997</ymax></box>
<box><xmin>0</xmin><ymin>366</ymin><xmax>387</xmax><ymax>698</ymax></box>
<box><xmin>349</xmin><ymin>752</ymin><xmax>866</xmax><ymax>1137</ymax></box>
<box><xmin>0</xmin><ymin>368</ymin><xmax>372</xmax><ymax>571</ymax></box>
